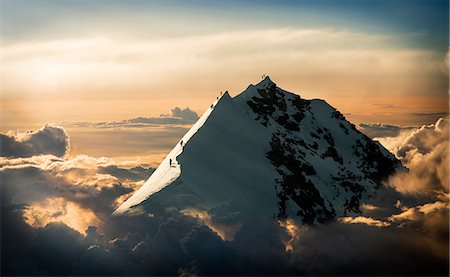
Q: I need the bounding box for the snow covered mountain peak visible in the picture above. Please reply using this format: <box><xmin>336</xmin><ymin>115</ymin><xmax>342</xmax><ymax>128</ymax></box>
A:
<box><xmin>114</xmin><ymin>77</ymin><xmax>402</xmax><ymax>225</ymax></box>
<box><xmin>256</xmin><ymin>75</ymin><xmax>275</xmax><ymax>87</ymax></box>
<box><xmin>243</xmin><ymin>75</ymin><xmax>274</xmax><ymax>90</ymax></box>
<box><xmin>234</xmin><ymin>76</ymin><xmax>282</xmax><ymax>109</ymax></box>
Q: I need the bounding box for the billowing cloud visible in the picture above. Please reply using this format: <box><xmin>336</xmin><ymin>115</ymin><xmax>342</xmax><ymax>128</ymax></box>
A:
<box><xmin>378</xmin><ymin>117</ymin><xmax>449</xmax><ymax>195</ymax></box>
<box><xmin>0</xmin><ymin>124</ymin><xmax>69</xmax><ymax>157</ymax></box>
<box><xmin>1</xmin><ymin>122</ymin><xmax>448</xmax><ymax>275</ymax></box>
<box><xmin>389</xmin><ymin>201</ymin><xmax>448</xmax><ymax>222</ymax></box>
<box><xmin>23</xmin><ymin>197</ymin><xmax>101</xmax><ymax>234</ymax></box>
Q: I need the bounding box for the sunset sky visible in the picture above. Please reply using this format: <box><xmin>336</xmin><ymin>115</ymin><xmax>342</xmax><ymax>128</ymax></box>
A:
<box><xmin>2</xmin><ymin>0</ymin><xmax>448</xmax><ymax>132</ymax></box>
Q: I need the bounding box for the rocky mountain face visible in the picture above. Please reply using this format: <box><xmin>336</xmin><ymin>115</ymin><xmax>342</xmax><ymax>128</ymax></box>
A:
<box><xmin>234</xmin><ymin>77</ymin><xmax>401</xmax><ymax>224</ymax></box>
<box><xmin>115</xmin><ymin>77</ymin><xmax>402</xmax><ymax>225</ymax></box>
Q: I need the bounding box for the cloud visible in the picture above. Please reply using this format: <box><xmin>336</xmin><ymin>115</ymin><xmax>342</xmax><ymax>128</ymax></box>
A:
<box><xmin>287</xmin><ymin>221</ymin><xmax>448</xmax><ymax>275</ymax></box>
<box><xmin>412</xmin><ymin>112</ymin><xmax>449</xmax><ymax>117</ymax></box>
<box><xmin>389</xmin><ymin>201</ymin><xmax>448</xmax><ymax>223</ymax></box>
<box><xmin>98</xmin><ymin>165</ymin><xmax>154</xmax><ymax>182</ymax></box>
<box><xmin>360</xmin><ymin>203</ymin><xmax>380</xmax><ymax>211</ymax></box>
<box><xmin>181</xmin><ymin>209</ymin><xmax>241</xmax><ymax>241</ymax></box>
<box><xmin>358</xmin><ymin>122</ymin><xmax>407</xmax><ymax>138</ymax></box>
<box><xmin>339</xmin><ymin>216</ymin><xmax>391</xmax><ymax>227</ymax></box>
<box><xmin>62</xmin><ymin>106</ymin><xmax>199</xmax><ymax>129</ymax></box>
<box><xmin>378</xmin><ymin>117</ymin><xmax>449</xmax><ymax>195</ymax></box>
<box><xmin>4</xmin><ymin>28</ymin><xmax>447</xmax><ymax>102</ymax></box>
<box><xmin>23</xmin><ymin>197</ymin><xmax>101</xmax><ymax>234</ymax></box>
<box><xmin>278</xmin><ymin>219</ymin><xmax>301</xmax><ymax>252</ymax></box>
<box><xmin>0</xmin><ymin>146</ymin><xmax>158</xmax><ymax>274</ymax></box>
<box><xmin>171</xmin><ymin>107</ymin><xmax>199</xmax><ymax>123</ymax></box>
<box><xmin>1</xmin><ymin>122</ymin><xmax>448</xmax><ymax>275</ymax></box>
<box><xmin>0</xmin><ymin>124</ymin><xmax>69</xmax><ymax>158</ymax></box>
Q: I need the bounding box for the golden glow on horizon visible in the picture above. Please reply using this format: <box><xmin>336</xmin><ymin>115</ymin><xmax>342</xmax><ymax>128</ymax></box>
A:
<box><xmin>4</xmin><ymin>31</ymin><xmax>447</xmax><ymax>98</ymax></box>
<box><xmin>3</xmin><ymin>28</ymin><xmax>448</xmax><ymax>132</ymax></box>
<box><xmin>2</xmin><ymin>94</ymin><xmax>447</xmax><ymax>133</ymax></box>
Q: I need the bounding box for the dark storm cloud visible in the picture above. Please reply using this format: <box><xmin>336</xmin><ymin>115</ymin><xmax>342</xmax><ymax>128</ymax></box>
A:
<box><xmin>1</xmin><ymin>166</ymin><xmax>67</xmax><ymax>208</ymax></box>
<box><xmin>287</xmin><ymin>221</ymin><xmax>448</xmax><ymax>275</ymax></box>
<box><xmin>0</xmin><ymin>125</ymin><xmax>69</xmax><ymax>158</ymax></box>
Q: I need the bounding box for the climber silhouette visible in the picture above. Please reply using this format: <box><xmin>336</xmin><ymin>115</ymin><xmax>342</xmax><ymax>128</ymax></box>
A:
<box><xmin>169</xmin><ymin>158</ymin><xmax>172</xmax><ymax>167</ymax></box>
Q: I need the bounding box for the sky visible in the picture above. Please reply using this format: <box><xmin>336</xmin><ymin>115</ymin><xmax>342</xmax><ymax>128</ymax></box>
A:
<box><xmin>2</xmin><ymin>0</ymin><xmax>449</xmax><ymax>133</ymax></box>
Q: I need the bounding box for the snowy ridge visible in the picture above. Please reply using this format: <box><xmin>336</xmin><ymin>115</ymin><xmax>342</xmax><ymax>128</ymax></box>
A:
<box><xmin>116</xmin><ymin>91</ymin><xmax>280</xmax><ymax>219</ymax></box>
<box><xmin>113</xmin><ymin>93</ymin><xmax>226</xmax><ymax>215</ymax></box>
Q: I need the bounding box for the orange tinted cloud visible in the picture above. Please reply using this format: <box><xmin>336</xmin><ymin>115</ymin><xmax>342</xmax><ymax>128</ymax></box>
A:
<box><xmin>378</xmin><ymin>117</ymin><xmax>449</xmax><ymax>195</ymax></box>
<box><xmin>279</xmin><ymin>218</ymin><xmax>302</xmax><ymax>252</ymax></box>
<box><xmin>23</xmin><ymin>197</ymin><xmax>101</xmax><ymax>235</ymax></box>
<box><xmin>339</xmin><ymin>216</ymin><xmax>391</xmax><ymax>227</ymax></box>
<box><xmin>388</xmin><ymin>201</ymin><xmax>449</xmax><ymax>223</ymax></box>
<box><xmin>181</xmin><ymin>209</ymin><xmax>241</xmax><ymax>241</ymax></box>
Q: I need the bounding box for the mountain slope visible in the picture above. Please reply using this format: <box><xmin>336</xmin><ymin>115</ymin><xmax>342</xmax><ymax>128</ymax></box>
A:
<box><xmin>234</xmin><ymin>77</ymin><xmax>401</xmax><ymax>223</ymax></box>
<box><xmin>113</xmin><ymin>94</ymin><xmax>223</xmax><ymax>215</ymax></box>
<box><xmin>114</xmin><ymin>77</ymin><xmax>402</xmax><ymax>224</ymax></box>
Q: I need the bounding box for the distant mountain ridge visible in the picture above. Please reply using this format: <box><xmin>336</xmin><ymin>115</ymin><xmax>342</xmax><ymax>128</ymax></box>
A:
<box><xmin>114</xmin><ymin>77</ymin><xmax>402</xmax><ymax>225</ymax></box>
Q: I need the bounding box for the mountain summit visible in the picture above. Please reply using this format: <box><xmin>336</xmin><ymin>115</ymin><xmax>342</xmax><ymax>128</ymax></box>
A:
<box><xmin>114</xmin><ymin>77</ymin><xmax>402</xmax><ymax>224</ymax></box>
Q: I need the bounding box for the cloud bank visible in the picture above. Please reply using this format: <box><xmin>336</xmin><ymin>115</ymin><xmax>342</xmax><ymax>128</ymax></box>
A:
<box><xmin>358</xmin><ymin>122</ymin><xmax>411</xmax><ymax>138</ymax></box>
<box><xmin>63</xmin><ymin>107</ymin><xmax>199</xmax><ymax>129</ymax></box>
<box><xmin>379</xmin><ymin>117</ymin><xmax>449</xmax><ymax>195</ymax></box>
<box><xmin>1</xmin><ymin>125</ymin><xmax>69</xmax><ymax>158</ymax></box>
<box><xmin>1</xmin><ymin>121</ymin><xmax>448</xmax><ymax>275</ymax></box>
